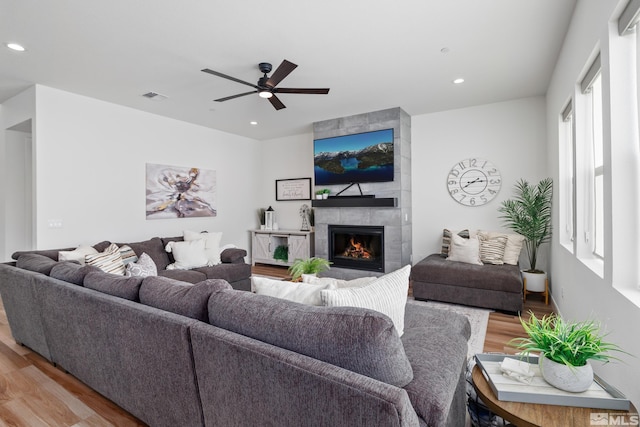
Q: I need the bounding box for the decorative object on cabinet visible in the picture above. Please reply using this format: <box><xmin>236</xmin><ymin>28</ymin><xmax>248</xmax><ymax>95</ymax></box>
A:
<box><xmin>265</xmin><ymin>206</ymin><xmax>275</xmax><ymax>230</ymax></box>
<box><xmin>275</xmin><ymin>177</ymin><xmax>312</xmax><ymax>201</ymax></box>
<box><xmin>446</xmin><ymin>158</ymin><xmax>501</xmax><ymax>207</ymax></box>
<box><xmin>299</xmin><ymin>204</ymin><xmax>311</xmax><ymax>231</ymax></box>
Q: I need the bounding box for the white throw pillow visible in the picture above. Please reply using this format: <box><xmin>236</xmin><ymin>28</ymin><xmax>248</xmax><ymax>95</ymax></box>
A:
<box><xmin>302</xmin><ymin>274</ymin><xmax>377</xmax><ymax>288</ymax></box>
<box><xmin>447</xmin><ymin>234</ymin><xmax>482</xmax><ymax>265</ymax></box>
<box><xmin>59</xmin><ymin>245</ymin><xmax>98</xmax><ymax>265</ymax></box>
<box><xmin>478</xmin><ymin>230</ymin><xmax>525</xmax><ymax>265</ymax></box>
<box><xmin>320</xmin><ymin>265</ymin><xmax>411</xmax><ymax>336</ymax></box>
<box><xmin>252</xmin><ymin>276</ymin><xmax>336</xmax><ymax>306</ymax></box>
<box><xmin>184</xmin><ymin>230</ymin><xmax>223</xmax><ymax>266</ymax></box>
<box><xmin>125</xmin><ymin>252</ymin><xmax>158</xmax><ymax>277</ymax></box>
<box><xmin>85</xmin><ymin>243</ymin><xmax>125</xmax><ymax>275</ymax></box>
<box><xmin>165</xmin><ymin>239</ymin><xmax>209</xmax><ymax>270</ymax></box>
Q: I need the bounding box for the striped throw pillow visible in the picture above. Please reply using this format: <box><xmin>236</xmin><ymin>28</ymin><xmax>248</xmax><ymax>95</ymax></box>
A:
<box><xmin>441</xmin><ymin>229</ymin><xmax>470</xmax><ymax>257</ymax></box>
<box><xmin>86</xmin><ymin>243</ymin><xmax>125</xmax><ymax>275</ymax></box>
<box><xmin>320</xmin><ymin>265</ymin><xmax>410</xmax><ymax>336</ymax></box>
<box><xmin>477</xmin><ymin>233</ymin><xmax>508</xmax><ymax>265</ymax></box>
<box><xmin>119</xmin><ymin>245</ymin><xmax>139</xmax><ymax>266</ymax></box>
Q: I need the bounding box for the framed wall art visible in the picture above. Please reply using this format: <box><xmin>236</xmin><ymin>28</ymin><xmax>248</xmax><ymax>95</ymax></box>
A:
<box><xmin>275</xmin><ymin>177</ymin><xmax>312</xmax><ymax>201</ymax></box>
<box><xmin>146</xmin><ymin>163</ymin><xmax>217</xmax><ymax>219</ymax></box>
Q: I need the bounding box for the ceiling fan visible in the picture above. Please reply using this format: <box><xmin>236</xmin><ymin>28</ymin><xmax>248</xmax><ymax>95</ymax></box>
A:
<box><xmin>201</xmin><ymin>60</ymin><xmax>330</xmax><ymax>110</ymax></box>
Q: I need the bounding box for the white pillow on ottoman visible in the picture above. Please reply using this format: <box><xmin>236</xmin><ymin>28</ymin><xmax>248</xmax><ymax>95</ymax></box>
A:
<box><xmin>320</xmin><ymin>265</ymin><xmax>411</xmax><ymax>336</ymax></box>
<box><xmin>446</xmin><ymin>234</ymin><xmax>482</xmax><ymax>265</ymax></box>
<box><xmin>251</xmin><ymin>276</ymin><xmax>336</xmax><ymax>306</ymax></box>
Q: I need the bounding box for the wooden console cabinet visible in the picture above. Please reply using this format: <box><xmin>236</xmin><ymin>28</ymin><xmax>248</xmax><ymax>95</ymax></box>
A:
<box><xmin>251</xmin><ymin>229</ymin><xmax>315</xmax><ymax>267</ymax></box>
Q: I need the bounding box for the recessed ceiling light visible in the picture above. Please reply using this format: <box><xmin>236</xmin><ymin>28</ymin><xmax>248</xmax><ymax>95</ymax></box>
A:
<box><xmin>440</xmin><ymin>47</ymin><xmax>450</xmax><ymax>54</ymax></box>
<box><xmin>453</xmin><ymin>78</ymin><xmax>465</xmax><ymax>84</ymax></box>
<box><xmin>6</xmin><ymin>43</ymin><xmax>26</xmax><ymax>52</ymax></box>
<box><xmin>250</xmin><ymin>121</ymin><xmax>258</xmax><ymax>126</ymax></box>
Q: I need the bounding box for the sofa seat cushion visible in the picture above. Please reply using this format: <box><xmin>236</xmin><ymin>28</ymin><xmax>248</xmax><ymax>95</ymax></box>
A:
<box><xmin>193</xmin><ymin>263</ymin><xmax>251</xmax><ymax>283</ymax></box>
<box><xmin>16</xmin><ymin>253</ymin><xmax>59</xmax><ymax>275</ymax></box>
<box><xmin>404</xmin><ymin>303</ymin><xmax>471</xmax><ymax>341</ymax></box>
<box><xmin>50</xmin><ymin>262</ymin><xmax>100</xmax><ymax>285</ymax></box>
<box><xmin>158</xmin><ymin>269</ymin><xmax>207</xmax><ymax>284</ymax></box>
<box><xmin>83</xmin><ymin>271</ymin><xmax>143</xmax><ymax>301</ymax></box>
<box><xmin>207</xmin><ymin>289</ymin><xmax>414</xmax><ymax>387</ymax></box>
<box><xmin>410</xmin><ymin>254</ymin><xmax>522</xmax><ymax>293</ymax></box>
<box><xmin>140</xmin><ymin>276</ymin><xmax>231</xmax><ymax>321</ymax></box>
<box><xmin>401</xmin><ymin>326</ymin><xmax>468</xmax><ymax>426</ymax></box>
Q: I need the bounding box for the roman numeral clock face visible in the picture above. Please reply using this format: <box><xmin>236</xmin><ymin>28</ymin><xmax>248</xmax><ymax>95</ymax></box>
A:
<box><xmin>447</xmin><ymin>158</ymin><xmax>501</xmax><ymax>206</ymax></box>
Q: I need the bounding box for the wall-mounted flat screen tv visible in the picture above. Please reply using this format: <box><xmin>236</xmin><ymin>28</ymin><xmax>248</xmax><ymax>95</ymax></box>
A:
<box><xmin>313</xmin><ymin>128</ymin><xmax>394</xmax><ymax>185</ymax></box>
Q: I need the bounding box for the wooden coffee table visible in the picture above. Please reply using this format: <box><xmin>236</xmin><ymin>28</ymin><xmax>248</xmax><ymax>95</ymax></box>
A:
<box><xmin>471</xmin><ymin>365</ymin><xmax>637</xmax><ymax>427</ymax></box>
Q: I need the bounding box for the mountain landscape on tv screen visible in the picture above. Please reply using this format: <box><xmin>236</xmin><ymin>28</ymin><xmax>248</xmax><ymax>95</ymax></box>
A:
<box><xmin>314</xmin><ymin>142</ymin><xmax>394</xmax><ymax>184</ymax></box>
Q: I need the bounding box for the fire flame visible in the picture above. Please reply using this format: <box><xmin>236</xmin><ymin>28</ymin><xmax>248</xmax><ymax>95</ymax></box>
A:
<box><xmin>343</xmin><ymin>237</ymin><xmax>373</xmax><ymax>259</ymax></box>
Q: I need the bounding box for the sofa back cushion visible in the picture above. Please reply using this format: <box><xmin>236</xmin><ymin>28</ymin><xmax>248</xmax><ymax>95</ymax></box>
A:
<box><xmin>50</xmin><ymin>262</ymin><xmax>100</xmax><ymax>285</ymax></box>
<box><xmin>16</xmin><ymin>253</ymin><xmax>59</xmax><ymax>275</ymax></box>
<box><xmin>140</xmin><ymin>276</ymin><xmax>231</xmax><ymax>321</ymax></box>
<box><xmin>83</xmin><ymin>270</ymin><xmax>143</xmax><ymax>301</ymax></box>
<box><xmin>207</xmin><ymin>290</ymin><xmax>414</xmax><ymax>387</ymax></box>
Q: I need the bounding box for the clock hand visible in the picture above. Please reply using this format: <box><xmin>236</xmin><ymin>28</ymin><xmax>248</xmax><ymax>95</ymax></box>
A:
<box><xmin>463</xmin><ymin>178</ymin><xmax>480</xmax><ymax>189</ymax></box>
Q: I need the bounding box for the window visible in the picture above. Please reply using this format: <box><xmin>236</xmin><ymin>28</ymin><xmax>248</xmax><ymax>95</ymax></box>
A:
<box><xmin>560</xmin><ymin>101</ymin><xmax>575</xmax><ymax>251</ymax></box>
<box><xmin>580</xmin><ymin>55</ymin><xmax>603</xmax><ymax>259</ymax></box>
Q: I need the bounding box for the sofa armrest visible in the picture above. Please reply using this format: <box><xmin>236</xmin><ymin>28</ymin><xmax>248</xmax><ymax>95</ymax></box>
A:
<box><xmin>220</xmin><ymin>248</ymin><xmax>247</xmax><ymax>264</ymax></box>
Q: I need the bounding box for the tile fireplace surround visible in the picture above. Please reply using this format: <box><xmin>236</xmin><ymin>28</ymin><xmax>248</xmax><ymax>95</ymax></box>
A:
<box><xmin>313</xmin><ymin>107</ymin><xmax>412</xmax><ymax>280</ymax></box>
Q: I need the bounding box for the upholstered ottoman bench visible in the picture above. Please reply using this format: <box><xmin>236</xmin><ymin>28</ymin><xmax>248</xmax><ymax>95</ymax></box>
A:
<box><xmin>410</xmin><ymin>254</ymin><xmax>523</xmax><ymax>314</ymax></box>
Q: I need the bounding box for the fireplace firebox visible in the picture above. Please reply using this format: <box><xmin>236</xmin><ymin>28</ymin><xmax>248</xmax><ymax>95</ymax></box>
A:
<box><xmin>328</xmin><ymin>225</ymin><xmax>384</xmax><ymax>272</ymax></box>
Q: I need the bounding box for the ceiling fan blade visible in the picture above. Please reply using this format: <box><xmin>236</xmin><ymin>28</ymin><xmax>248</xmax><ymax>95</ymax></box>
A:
<box><xmin>202</xmin><ymin>68</ymin><xmax>259</xmax><ymax>90</ymax></box>
<box><xmin>265</xmin><ymin>60</ymin><xmax>297</xmax><ymax>88</ymax></box>
<box><xmin>268</xmin><ymin>94</ymin><xmax>286</xmax><ymax>110</ymax></box>
<box><xmin>214</xmin><ymin>91</ymin><xmax>258</xmax><ymax>102</ymax></box>
<box><xmin>275</xmin><ymin>88</ymin><xmax>330</xmax><ymax>95</ymax></box>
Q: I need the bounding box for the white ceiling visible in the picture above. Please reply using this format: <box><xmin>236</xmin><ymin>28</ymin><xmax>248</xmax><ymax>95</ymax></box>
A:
<box><xmin>0</xmin><ymin>0</ymin><xmax>576</xmax><ymax>141</ymax></box>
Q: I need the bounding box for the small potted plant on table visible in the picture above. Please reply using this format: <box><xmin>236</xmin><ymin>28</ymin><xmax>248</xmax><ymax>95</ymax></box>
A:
<box><xmin>288</xmin><ymin>257</ymin><xmax>332</xmax><ymax>282</ymax></box>
<box><xmin>509</xmin><ymin>312</ymin><xmax>627</xmax><ymax>392</ymax></box>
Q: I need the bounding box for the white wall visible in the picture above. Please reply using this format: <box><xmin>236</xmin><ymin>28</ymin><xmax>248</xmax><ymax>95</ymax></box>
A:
<box><xmin>546</xmin><ymin>0</ymin><xmax>640</xmax><ymax>408</ymax></box>
<box><xmin>258</xmin><ymin>132</ymin><xmax>314</xmax><ymax>231</ymax></box>
<box><xmin>0</xmin><ymin>85</ymin><xmax>262</xmax><ymax>257</ymax></box>
<box><xmin>0</xmin><ymin>86</ymin><xmax>36</xmax><ymax>262</ymax></box>
<box><xmin>411</xmin><ymin>97</ymin><xmax>548</xmax><ymax>264</ymax></box>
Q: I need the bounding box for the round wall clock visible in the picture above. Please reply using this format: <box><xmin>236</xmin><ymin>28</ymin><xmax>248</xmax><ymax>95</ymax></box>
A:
<box><xmin>447</xmin><ymin>158</ymin><xmax>501</xmax><ymax>206</ymax></box>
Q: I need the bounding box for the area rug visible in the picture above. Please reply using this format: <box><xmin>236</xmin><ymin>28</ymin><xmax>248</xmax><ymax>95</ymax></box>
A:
<box><xmin>406</xmin><ymin>297</ymin><xmax>491</xmax><ymax>358</ymax></box>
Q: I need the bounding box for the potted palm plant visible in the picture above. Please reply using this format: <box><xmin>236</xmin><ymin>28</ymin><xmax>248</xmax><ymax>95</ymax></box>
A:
<box><xmin>498</xmin><ymin>178</ymin><xmax>553</xmax><ymax>292</ymax></box>
<box><xmin>509</xmin><ymin>312</ymin><xmax>627</xmax><ymax>392</ymax></box>
<box><xmin>288</xmin><ymin>257</ymin><xmax>332</xmax><ymax>281</ymax></box>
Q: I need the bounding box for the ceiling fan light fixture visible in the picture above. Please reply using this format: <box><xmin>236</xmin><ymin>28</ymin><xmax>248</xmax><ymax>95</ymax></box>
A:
<box><xmin>258</xmin><ymin>90</ymin><xmax>273</xmax><ymax>99</ymax></box>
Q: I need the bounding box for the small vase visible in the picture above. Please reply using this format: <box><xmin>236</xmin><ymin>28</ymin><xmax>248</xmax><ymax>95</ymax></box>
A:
<box><xmin>540</xmin><ymin>355</ymin><xmax>593</xmax><ymax>392</ymax></box>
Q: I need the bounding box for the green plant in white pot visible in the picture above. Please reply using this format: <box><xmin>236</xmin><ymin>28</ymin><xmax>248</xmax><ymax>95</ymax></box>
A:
<box><xmin>288</xmin><ymin>257</ymin><xmax>332</xmax><ymax>282</ymax></box>
<box><xmin>509</xmin><ymin>312</ymin><xmax>627</xmax><ymax>392</ymax></box>
<box><xmin>498</xmin><ymin>178</ymin><xmax>553</xmax><ymax>292</ymax></box>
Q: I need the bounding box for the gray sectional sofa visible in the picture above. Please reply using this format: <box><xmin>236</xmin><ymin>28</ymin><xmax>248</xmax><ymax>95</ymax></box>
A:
<box><xmin>11</xmin><ymin>235</ymin><xmax>252</xmax><ymax>290</ymax></box>
<box><xmin>0</xmin><ymin>252</ymin><xmax>471</xmax><ymax>427</ymax></box>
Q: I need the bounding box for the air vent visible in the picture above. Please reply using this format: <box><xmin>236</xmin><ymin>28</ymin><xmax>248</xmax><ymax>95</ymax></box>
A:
<box><xmin>142</xmin><ymin>92</ymin><xmax>168</xmax><ymax>101</ymax></box>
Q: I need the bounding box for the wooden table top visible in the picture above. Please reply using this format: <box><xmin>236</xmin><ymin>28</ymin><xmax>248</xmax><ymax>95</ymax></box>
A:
<box><xmin>471</xmin><ymin>366</ymin><xmax>637</xmax><ymax>427</ymax></box>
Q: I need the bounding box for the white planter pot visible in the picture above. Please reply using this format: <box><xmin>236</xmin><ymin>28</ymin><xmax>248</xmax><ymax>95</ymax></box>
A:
<box><xmin>540</xmin><ymin>355</ymin><xmax>593</xmax><ymax>392</ymax></box>
<box><xmin>522</xmin><ymin>270</ymin><xmax>547</xmax><ymax>293</ymax></box>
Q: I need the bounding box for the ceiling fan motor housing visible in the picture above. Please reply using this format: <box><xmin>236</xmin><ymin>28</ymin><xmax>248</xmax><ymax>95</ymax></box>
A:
<box><xmin>258</xmin><ymin>62</ymin><xmax>272</xmax><ymax>74</ymax></box>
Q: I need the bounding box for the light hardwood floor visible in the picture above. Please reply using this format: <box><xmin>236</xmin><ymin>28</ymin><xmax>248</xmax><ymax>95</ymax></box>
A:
<box><xmin>0</xmin><ymin>265</ymin><xmax>554</xmax><ymax>426</ymax></box>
